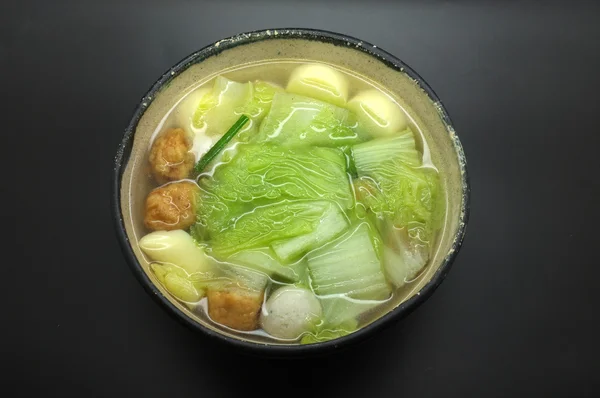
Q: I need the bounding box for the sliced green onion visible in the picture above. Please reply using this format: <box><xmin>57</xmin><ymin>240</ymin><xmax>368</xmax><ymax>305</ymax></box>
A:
<box><xmin>193</xmin><ymin>114</ymin><xmax>249</xmax><ymax>174</ymax></box>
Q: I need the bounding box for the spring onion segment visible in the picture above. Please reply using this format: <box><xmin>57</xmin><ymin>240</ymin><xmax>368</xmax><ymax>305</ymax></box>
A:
<box><xmin>193</xmin><ymin>114</ymin><xmax>249</xmax><ymax>174</ymax></box>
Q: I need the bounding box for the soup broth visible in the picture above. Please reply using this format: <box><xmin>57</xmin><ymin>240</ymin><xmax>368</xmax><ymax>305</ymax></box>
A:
<box><xmin>127</xmin><ymin>60</ymin><xmax>446</xmax><ymax>344</ymax></box>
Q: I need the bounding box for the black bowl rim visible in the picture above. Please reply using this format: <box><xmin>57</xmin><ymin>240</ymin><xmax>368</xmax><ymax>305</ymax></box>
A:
<box><xmin>111</xmin><ymin>27</ymin><xmax>470</xmax><ymax>357</ymax></box>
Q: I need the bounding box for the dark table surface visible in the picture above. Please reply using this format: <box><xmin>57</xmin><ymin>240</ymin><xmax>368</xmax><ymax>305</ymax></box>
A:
<box><xmin>4</xmin><ymin>0</ymin><xmax>600</xmax><ymax>396</ymax></box>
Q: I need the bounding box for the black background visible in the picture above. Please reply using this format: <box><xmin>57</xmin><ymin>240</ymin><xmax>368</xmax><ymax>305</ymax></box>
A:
<box><xmin>3</xmin><ymin>0</ymin><xmax>600</xmax><ymax>396</ymax></box>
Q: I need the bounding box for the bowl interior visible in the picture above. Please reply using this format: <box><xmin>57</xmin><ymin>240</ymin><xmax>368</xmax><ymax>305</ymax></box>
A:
<box><xmin>117</xmin><ymin>31</ymin><xmax>468</xmax><ymax>348</ymax></box>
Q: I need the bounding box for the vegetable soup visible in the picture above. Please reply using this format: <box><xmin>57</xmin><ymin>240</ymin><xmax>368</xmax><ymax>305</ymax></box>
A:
<box><xmin>128</xmin><ymin>61</ymin><xmax>445</xmax><ymax>344</ymax></box>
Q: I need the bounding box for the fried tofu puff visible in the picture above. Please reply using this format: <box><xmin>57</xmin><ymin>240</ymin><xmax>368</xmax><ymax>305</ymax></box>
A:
<box><xmin>144</xmin><ymin>181</ymin><xmax>199</xmax><ymax>231</ymax></box>
<box><xmin>149</xmin><ymin>128</ymin><xmax>195</xmax><ymax>184</ymax></box>
<box><xmin>207</xmin><ymin>288</ymin><xmax>264</xmax><ymax>331</ymax></box>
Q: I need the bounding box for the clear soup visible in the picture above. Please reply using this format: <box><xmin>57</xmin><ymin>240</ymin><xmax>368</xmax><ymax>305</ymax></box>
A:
<box><xmin>131</xmin><ymin>61</ymin><xmax>445</xmax><ymax>344</ymax></box>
